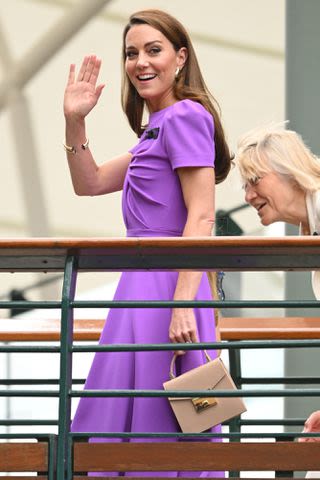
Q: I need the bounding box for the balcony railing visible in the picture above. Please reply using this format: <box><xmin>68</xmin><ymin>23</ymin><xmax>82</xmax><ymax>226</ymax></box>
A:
<box><xmin>0</xmin><ymin>237</ymin><xmax>320</xmax><ymax>479</ymax></box>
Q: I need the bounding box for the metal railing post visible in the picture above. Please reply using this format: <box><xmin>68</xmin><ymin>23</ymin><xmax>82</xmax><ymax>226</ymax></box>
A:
<box><xmin>56</xmin><ymin>255</ymin><xmax>78</xmax><ymax>480</ymax></box>
<box><xmin>227</xmin><ymin>343</ymin><xmax>242</xmax><ymax>478</ymax></box>
<box><xmin>48</xmin><ymin>434</ymin><xmax>57</xmax><ymax>480</ymax></box>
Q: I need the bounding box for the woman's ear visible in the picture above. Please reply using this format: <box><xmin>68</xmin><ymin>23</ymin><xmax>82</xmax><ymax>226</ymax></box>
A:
<box><xmin>177</xmin><ymin>47</ymin><xmax>188</xmax><ymax>70</ymax></box>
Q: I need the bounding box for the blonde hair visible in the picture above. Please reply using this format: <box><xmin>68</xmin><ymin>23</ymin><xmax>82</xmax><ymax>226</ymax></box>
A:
<box><xmin>236</xmin><ymin>124</ymin><xmax>320</xmax><ymax>192</ymax></box>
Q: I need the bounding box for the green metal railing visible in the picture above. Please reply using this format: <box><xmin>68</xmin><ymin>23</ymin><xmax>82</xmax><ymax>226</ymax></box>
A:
<box><xmin>1</xmin><ymin>237</ymin><xmax>320</xmax><ymax>478</ymax></box>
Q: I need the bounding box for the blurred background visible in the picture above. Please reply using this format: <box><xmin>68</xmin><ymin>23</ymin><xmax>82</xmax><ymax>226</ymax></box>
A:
<box><xmin>0</xmin><ymin>0</ymin><xmax>285</xmax><ymax>302</ymax></box>
<box><xmin>0</xmin><ymin>0</ymin><xmax>284</xmax><ymax>237</ymax></box>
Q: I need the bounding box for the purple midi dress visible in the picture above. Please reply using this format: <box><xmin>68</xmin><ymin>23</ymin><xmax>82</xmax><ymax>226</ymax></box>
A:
<box><xmin>71</xmin><ymin>99</ymin><xmax>223</xmax><ymax>478</ymax></box>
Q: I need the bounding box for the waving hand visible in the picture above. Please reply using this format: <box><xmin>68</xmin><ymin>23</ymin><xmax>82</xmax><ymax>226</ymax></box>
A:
<box><xmin>64</xmin><ymin>55</ymin><xmax>105</xmax><ymax>120</ymax></box>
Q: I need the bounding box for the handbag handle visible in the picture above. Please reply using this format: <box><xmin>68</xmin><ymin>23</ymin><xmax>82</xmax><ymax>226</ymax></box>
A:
<box><xmin>169</xmin><ymin>350</ymin><xmax>212</xmax><ymax>380</ymax></box>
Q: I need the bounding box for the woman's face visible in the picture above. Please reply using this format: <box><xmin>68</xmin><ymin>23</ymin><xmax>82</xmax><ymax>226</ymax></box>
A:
<box><xmin>124</xmin><ymin>24</ymin><xmax>186</xmax><ymax>112</ymax></box>
<box><xmin>244</xmin><ymin>170</ymin><xmax>302</xmax><ymax>226</ymax></box>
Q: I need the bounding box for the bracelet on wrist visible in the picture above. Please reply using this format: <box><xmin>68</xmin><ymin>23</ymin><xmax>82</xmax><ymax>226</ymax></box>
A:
<box><xmin>63</xmin><ymin>138</ymin><xmax>89</xmax><ymax>154</ymax></box>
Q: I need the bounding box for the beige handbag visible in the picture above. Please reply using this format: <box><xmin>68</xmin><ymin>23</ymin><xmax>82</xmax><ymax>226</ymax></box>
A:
<box><xmin>163</xmin><ymin>351</ymin><xmax>247</xmax><ymax>433</ymax></box>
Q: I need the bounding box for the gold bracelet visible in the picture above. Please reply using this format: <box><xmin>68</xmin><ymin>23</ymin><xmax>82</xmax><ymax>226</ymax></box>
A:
<box><xmin>63</xmin><ymin>138</ymin><xmax>89</xmax><ymax>154</ymax></box>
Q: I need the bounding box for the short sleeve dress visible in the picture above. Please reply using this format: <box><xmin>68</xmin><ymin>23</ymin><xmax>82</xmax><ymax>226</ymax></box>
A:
<box><xmin>71</xmin><ymin>99</ymin><xmax>223</xmax><ymax>478</ymax></box>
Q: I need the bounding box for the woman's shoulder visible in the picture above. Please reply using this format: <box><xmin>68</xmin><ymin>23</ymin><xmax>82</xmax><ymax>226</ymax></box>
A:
<box><xmin>168</xmin><ymin>99</ymin><xmax>211</xmax><ymax>119</ymax></box>
<box><xmin>162</xmin><ymin>100</ymin><xmax>213</xmax><ymax>134</ymax></box>
<box><xmin>160</xmin><ymin>100</ymin><xmax>214</xmax><ymax>143</ymax></box>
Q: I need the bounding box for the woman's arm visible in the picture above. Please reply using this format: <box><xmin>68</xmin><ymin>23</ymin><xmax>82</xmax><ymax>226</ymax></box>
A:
<box><xmin>299</xmin><ymin>410</ymin><xmax>320</xmax><ymax>442</ymax></box>
<box><xmin>64</xmin><ymin>55</ymin><xmax>131</xmax><ymax>196</ymax></box>
<box><xmin>169</xmin><ymin>166</ymin><xmax>215</xmax><ymax>349</ymax></box>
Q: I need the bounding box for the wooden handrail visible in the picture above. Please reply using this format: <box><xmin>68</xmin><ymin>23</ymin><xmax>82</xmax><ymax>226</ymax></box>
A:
<box><xmin>1</xmin><ymin>316</ymin><xmax>320</xmax><ymax>342</ymax></box>
<box><xmin>1</xmin><ymin>236</ymin><xmax>320</xmax><ymax>247</ymax></box>
<box><xmin>0</xmin><ymin>318</ymin><xmax>105</xmax><ymax>342</ymax></box>
<box><xmin>219</xmin><ymin>316</ymin><xmax>320</xmax><ymax>339</ymax></box>
<box><xmin>1</xmin><ymin>236</ymin><xmax>320</xmax><ymax>271</ymax></box>
<box><xmin>73</xmin><ymin>441</ymin><xmax>320</xmax><ymax>473</ymax></box>
<box><xmin>0</xmin><ymin>442</ymin><xmax>48</xmax><ymax>471</ymax></box>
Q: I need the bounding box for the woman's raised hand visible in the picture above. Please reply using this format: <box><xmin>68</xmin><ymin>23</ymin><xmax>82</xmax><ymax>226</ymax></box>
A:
<box><xmin>64</xmin><ymin>55</ymin><xmax>105</xmax><ymax>120</ymax></box>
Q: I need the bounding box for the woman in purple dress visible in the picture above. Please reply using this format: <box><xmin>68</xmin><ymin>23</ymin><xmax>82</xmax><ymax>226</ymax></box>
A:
<box><xmin>63</xmin><ymin>9</ymin><xmax>232</xmax><ymax>477</ymax></box>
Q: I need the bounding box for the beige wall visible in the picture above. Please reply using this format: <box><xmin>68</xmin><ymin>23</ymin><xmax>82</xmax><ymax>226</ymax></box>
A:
<box><xmin>0</xmin><ymin>0</ymin><xmax>284</xmax><ymax>237</ymax></box>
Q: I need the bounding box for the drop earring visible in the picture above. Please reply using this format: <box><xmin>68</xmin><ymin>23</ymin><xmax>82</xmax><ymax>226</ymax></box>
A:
<box><xmin>175</xmin><ymin>67</ymin><xmax>180</xmax><ymax>78</ymax></box>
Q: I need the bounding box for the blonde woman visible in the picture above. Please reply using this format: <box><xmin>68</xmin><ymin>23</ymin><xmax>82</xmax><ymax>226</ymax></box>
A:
<box><xmin>236</xmin><ymin>124</ymin><xmax>320</xmax><ymax>478</ymax></box>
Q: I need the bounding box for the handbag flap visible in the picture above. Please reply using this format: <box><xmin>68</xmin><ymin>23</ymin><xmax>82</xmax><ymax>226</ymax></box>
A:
<box><xmin>163</xmin><ymin>355</ymin><xmax>247</xmax><ymax>433</ymax></box>
<box><xmin>163</xmin><ymin>357</ymin><xmax>228</xmax><ymax>393</ymax></box>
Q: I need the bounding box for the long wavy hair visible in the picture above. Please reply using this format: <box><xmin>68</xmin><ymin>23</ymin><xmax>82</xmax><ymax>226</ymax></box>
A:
<box><xmin>121</xmin><ymin>9</ymin><xmax>232</xmax><ymax>184</ymax></box>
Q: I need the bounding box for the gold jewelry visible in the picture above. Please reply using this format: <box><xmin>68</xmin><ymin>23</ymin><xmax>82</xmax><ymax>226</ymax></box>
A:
<box><xmin>175</xmin><ymin>67</ymin><xmax>180</xmax><ymax>78</ymax></box>
<box><xmin>63</xmin><ymin>138</ymin><xmax>89</xmax><ymax>154</ymax></box>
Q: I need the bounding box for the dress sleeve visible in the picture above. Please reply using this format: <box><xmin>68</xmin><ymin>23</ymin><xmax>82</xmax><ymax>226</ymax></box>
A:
<box><xmin>164</xmin><ymin>100</ymin><xmax>215</xmax><ymax>170</ymax></box>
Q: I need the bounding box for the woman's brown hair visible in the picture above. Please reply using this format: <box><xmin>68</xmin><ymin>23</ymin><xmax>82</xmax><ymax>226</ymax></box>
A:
<box><xmin>121</xmin><ymin>9</ymin><xmax>232</xmax><ymax>184</ymax></box>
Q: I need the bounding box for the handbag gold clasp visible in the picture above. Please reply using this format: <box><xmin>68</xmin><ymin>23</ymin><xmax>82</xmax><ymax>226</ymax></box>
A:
<box><xmin>192</xmin><ymin>397</ymin><xmax>217</xmax><ymax>412</ymax></box>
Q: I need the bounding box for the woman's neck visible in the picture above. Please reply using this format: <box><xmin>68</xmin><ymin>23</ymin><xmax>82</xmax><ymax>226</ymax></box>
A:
<box><xmin>279</xmin><ymin>188</ymin><xmax>308</xmax><ymax>230</ymax></box>
<box><xmin>292</xmin><ymin>190</ymin><xmax>309</xmax><ymax>234</ymax></box>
